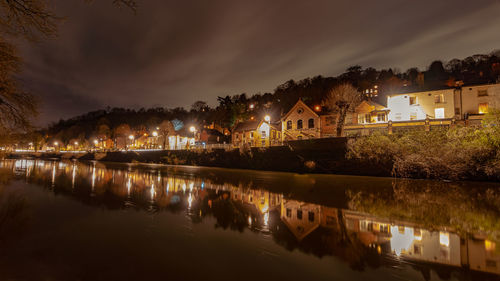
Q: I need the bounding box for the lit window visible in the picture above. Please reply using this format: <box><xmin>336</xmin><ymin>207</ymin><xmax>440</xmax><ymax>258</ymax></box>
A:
<box><xmin>377</xmin><ymin>113</ymin><xmax>386</xmax><ymax>122</ymax></box>
<box><xmin>439</xmin><ymin>232</ymin><xmax>450</xmax><ymax>247</ymax></box>
<box><xmin>435</xmin><ymin>108</ymin><xmax>445</xmax><ymax>119</ymax></box>
<box><xmin>365</xmin><ymin>114</ymin><xmax>371</xmax><ymax>123</ymax></box>
<box><xmin>479</xmin><ymin>103</ymin><xmax>489</xmax><ymax>114</ymax></box>
<box><xmin>261</xmin><ymin>130</ymin><xmax>266</xmax><ymax>138</ymax></box>
<box><xmin>485</xmin><ymin>240</ymin><xmax>496</xmax><ymax>252</ymax></box>
<box><xmin>409</xmin><ymin>96</ymin><xmax>417</xmax><ymax>105</ymax></box>
<box><xmin>434</xmin><ymin>94</ymin><xmax>445</xmax><ymax>103</ymax></box>
<box><xmin>410</xmin><ymin>111</ymin><xmax>417</xmax><ymax>120</ymax></box>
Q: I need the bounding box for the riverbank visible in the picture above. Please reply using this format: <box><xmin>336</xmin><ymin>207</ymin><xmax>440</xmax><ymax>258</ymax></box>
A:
<box><xmin>4</xmin><ymin>138</ymin><xmax>392</xmax><ymax>177</ymax></box>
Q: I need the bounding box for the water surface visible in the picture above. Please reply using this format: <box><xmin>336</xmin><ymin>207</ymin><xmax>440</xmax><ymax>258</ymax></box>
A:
<box><xmin>0</xmin><ymin>159</ymin><xmax>499</xmax><ymax>281</ymax></box>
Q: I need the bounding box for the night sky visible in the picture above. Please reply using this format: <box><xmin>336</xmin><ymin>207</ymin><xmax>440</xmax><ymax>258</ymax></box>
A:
<box><xmin>18</xmin><ymin>0</ymin><xmax>500</xmax><ymax>125</ymax></box>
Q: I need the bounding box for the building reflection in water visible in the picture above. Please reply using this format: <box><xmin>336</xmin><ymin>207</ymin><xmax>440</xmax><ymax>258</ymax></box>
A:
<box><xmin>2</xmin><ymin>159</ymin><xmax>500</xmax><ymax>279</ymax></box>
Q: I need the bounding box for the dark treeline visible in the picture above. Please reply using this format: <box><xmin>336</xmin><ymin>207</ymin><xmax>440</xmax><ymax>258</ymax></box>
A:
<box><xmin>27</xmin><ymin>50</ymin><xmax>500</xmax><ymax>147</ymax></box>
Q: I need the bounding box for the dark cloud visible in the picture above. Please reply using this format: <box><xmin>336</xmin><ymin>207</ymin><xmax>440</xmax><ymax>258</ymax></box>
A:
<box><xmin>17</xmin><ymin>0</ymin><xmax>500</xmax><ymax>125</ymax></box>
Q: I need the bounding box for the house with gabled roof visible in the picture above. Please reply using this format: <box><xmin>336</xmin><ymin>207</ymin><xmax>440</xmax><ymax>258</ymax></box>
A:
<box><xmin>232</xmin><ymin>119</ymin><xmax>281</xmax><ymax>148</ymax></box>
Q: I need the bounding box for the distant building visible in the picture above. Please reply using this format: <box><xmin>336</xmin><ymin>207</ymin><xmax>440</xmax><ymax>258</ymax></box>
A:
<box><xmin>344</xmin><ymin>82</ymin><xmax>500</xmax><ymax>136</ymax></box>
<box><xmin>280</xmin><ymin>99</ymin><xmax>340</xmax><ymax>140</ymax></box>
<box><xmin>232</xmin><ymin>119</ymin><xmax>281</xmax><ymax>147</ymax></box>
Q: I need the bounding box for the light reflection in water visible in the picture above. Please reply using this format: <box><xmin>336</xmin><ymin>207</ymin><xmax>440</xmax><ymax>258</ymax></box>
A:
<box><xmin>1</xmin><ymin>159</ymin><xmax>499</xmax><ymax>280</ymax></box>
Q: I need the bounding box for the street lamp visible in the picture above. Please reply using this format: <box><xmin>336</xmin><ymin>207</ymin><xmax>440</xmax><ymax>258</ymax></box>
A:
<box><xmin>152</xmin><ymin>131</ymin><xmax>158</xmax><ymax>149</ymax></box>
<box><xmin>128</xmin><ymin>135</ymin><xmax>135</xmax><ymax>150</ymax></box>
<box><xmin>264</xmin><ymin>115</ymin><xmax>271</xmax><ymax>122</ymax></box>
<box><xmin>189</xmin><ymin>126</ymin><xmax>196</xmax><ymax>144</ymax></box>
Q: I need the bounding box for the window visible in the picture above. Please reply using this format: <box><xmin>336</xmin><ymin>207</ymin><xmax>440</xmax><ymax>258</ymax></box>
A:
<box><xmin>286</xmin><ymin>208</ymin><xmax>291</xmax><ymax>217</ymax></box>
<box><xmin>358</xmin><ymin>115</ymin><xmax>364</xmax><ymax>124</ymax></box>
<box><xmin>414</xmin><ymin>244</ymin><xmax>422</xmax><ymax>255</ymax></box>
<box><xmin>261</xmin><ymin>130</ymin><xmax>266</xmax><ymax>138</ymax></box>
<box><xmin>308</xmin><ymin>211</ymin><xmax>315</xmax><ymax>222</ymax></box>
<box><xmin>434</xmin><ymin>94</ymin><xmax>445</xmax><ymax>103</ymax></box>
<box><xmin>410</xmin><ymin>111</ymin><xmax>417</xmax><ymax>120</ymax></box>
<box><xmin>297</xmin><ymin>210</ymin><xmax>303</xmax><ymax>220</ymax></box>
<box><xmin>297</xmin><ymin>136</ymin><xmax>303</xmax><ymax>140</ymax></box>
<box><xmin>409</xmin><ymin>96</ymin><xmax>417</xmax><ymax>105</ymax></box>
<box><xmin>249</xmin><ymin>132</ymin><xmax>253</xmax><ymax>139</ymax></box>
<box><xmin>377</xmin><ymin>113</ymin><xmax>386</xmax><ymax>122</ymax></box>
<box><xmin>365</xmin><ymin>114</ymin><xmax>371</xmax><ymax>123</ymax></box>
<box><xmin>478</xmin><ymin>89</ymin><xmax>488</xmax><ymax>97</ymax></box>
<box><xmin>326</xmin><ymin>216</ymin><xmax>336</xmax><ymax>225</ymax></box>
<box><xmin>286</xmin><ymin>120</ymin><xmax>292</xmax><ymax>130</ymax></box>
<box><xmin>435</xmin><ymin>108</ymin><xmax>445</xmax><ymax>119</ymax></box>
<box><xmin>297</xmin><ymin>119</ymin><xmax>303</xmax><ymax>129</ymax></box>
<box><xmin>235</xmin><ymin>133</ymin><xmax>239</xmax><ymax>140</ymax></box>
<box><xmin>479</xmin><ymin>103</ymin><xmax>489</xmax><ymax>114</ymax></box>
<box><xmin>308</xmin><ymin>118</ymin><xmax>314</xmax><ymax>128</ymax></box>
<box><xmin>455</xmin><ymin>108</ymin><xmax>460</xmax><ymax>115</ymax></box>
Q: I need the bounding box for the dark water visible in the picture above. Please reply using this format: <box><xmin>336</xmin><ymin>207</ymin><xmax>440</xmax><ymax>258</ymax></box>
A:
<box><xmin>0</xmin><ymin>159</ymin><xmax>499</xmax><ymax>281</ymax></box>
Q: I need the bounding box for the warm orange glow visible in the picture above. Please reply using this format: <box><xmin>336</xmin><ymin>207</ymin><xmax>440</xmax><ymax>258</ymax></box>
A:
<box><xmin>314</xmin><ymin>105</ymin><xmax>321</xmax><ymax>111</ymax></box>
<box><xmin>264</xmin><ymin>115</ymin><xmax>271</xmax><ymax>122</ymax></box>
<box><xmin>479</xmin><ymin>103</ymin><xmax>488</xmax><ymax>114</ymax></box>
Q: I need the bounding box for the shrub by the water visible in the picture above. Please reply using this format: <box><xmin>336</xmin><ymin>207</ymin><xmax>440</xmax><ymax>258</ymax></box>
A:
<box><xmin>347</xmin><ymin>110</ymin><xmax>500</xmax><ymax>181</ymax></box>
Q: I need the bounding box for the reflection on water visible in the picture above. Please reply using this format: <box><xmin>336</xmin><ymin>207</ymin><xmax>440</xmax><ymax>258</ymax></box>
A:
<box><xmin>1</xmin><ymin>159</ymin><xmax>500</xmax><ymax>281</ymax></box>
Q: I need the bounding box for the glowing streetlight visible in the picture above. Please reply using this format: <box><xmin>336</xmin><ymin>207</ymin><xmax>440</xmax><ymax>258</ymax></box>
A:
<box><xmin>249</xmin><ymin>104</ymin><xmax>255</xmax><ymax>109</ymax></box>
<box><xmin>152</xmin><ymin>131</ymin><xmax>158</xmax><ymax>137</ymax></box>
<box><xmin>189</xmin><ymin>126</ymin><xmax>196</xmax><ymax>133</ymax></box>
<box><xmin>74</xmin><ymin>141</ymin><xmax>78</xmax><ymax>145</ymax></box>
<box><xmin>128</xmin><ymin>135</ymin><xmax>134</xmax><ymax>140</ymax></box>
<box><xmin>314</xmin><ymin>105</ymin><xmax>321</xmax><ymax>111</ymax></box>
<box><xmin>93</xmin><ymin>139</ymin><xmax>98</xmax><ymax>145</ymax></box>
<box><xmin>264</xmin><ymin>115</ymin><xmax>271</xmax><ymax>122</ymax></box>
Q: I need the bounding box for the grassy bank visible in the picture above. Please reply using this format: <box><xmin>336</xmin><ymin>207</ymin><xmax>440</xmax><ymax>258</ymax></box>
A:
<box><xmin>348</xmin><ymin>110</ymin><xmax>500</xmax><ymax>181</ymax></box>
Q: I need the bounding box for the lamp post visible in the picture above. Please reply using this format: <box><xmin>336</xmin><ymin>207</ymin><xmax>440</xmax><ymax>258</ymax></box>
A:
<box><xmin>264</xmin><ymin>115</ymin><xmax>271</xmax><ymax>123</ymax></box>
<box><xmin>128</xmin><ymin>135</ymin><xmax>134</xmax><ymax>150</ymax></box>
<box><xmin>152</xmin><ymin>131</ymin><xmax>158</xmax><ymax>149</ymax></box>
<box><xmin>189</xmin><ymin>126</ymin><xmax>196</xmax><ymax>148</ymax></box>
<box><xmin>54</xmin><ymin>141</ymin><xmax>59</xmax><ymax>152</ymax></box>
<box><xmin>74</xmin><ymin>141</ymin><xmax>79</xmax><ymax>151</ymax></box>
<box><xmin>93</xmin><ymin>139</ymin><xmax>99</xmax><ymax>151</ymax></box>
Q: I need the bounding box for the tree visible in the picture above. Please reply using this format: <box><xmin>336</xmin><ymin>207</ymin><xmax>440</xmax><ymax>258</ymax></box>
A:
<box><xmin>191</xmin><ymin>101</ymin><xmax>208</xmax><ymax>112</ymax></box>
<box><xmin>322</xmin><ymin>83</ymin><xmax>361</xmax><ymax>137</ymax></box>
<box><xmin>0</xmin><ymin>38</ymin><xmax>37</xmax><ymax>134</ymax></box>
<box><xmin>158</xmin><ymin>120</ymin><xmax>174</xmax><ymax>149</ymax></box>
<box><xmin>0</xmin><ymin>0</ymin><xmax>136</xmax><ymax>136</ymax></box>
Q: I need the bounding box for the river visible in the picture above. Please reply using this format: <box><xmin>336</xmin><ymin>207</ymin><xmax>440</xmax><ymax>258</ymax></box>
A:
<box><xmin>0</xmin><ymin>159</ymin><xmax>499</xmax><ymax>281</ymax></box>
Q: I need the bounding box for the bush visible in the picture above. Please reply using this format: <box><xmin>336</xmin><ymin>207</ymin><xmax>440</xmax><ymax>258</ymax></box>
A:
<box><xmin>347</xmin><ymin>110</ymin><xmax>500</xmax><ymax>181</ymax></box>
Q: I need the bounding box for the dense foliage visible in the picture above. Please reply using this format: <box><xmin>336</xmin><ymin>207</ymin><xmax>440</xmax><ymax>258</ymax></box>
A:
<box><xmin>347</xmin><ymin>110</ymin><xmax>500</xmax><ymax>180</ymax></box>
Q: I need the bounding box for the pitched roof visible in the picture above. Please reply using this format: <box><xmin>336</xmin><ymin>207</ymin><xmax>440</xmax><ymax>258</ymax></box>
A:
<box><xmin>232</xmin><ymin>120</ymin><xmax>260</xmax><ymax>132</ymax></box>
<box><xmin>281</xmin><ymin>99</ymin><xmax>319</xmax><ymax>121</ymax></box>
